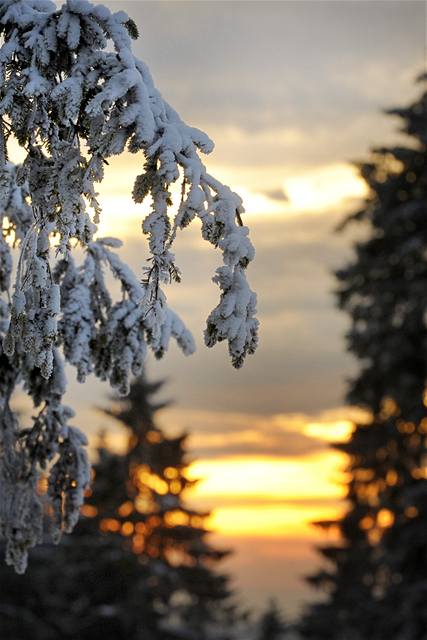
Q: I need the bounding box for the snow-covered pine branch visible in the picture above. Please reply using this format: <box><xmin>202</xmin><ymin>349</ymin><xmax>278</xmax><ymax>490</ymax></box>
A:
<box><xmin>0</xmin><ymin>0</ymin><xmax>258</xmax><ymax>572</ymax></box>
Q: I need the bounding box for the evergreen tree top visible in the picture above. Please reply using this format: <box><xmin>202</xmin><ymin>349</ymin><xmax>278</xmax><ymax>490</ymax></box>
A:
<box><xmin>103</xmin><ymin>377</ymin><xmax>170</xmax><ymax>433</ymax></box>
<box><xmin>386</xmin><ymin>73</ymin><xmax>427</xmax><ymax>143</ymax></box>
<box><xmin>83</xmin><ymin>375</ymin><xmax>237</xmax><ymax>637</ymax></box>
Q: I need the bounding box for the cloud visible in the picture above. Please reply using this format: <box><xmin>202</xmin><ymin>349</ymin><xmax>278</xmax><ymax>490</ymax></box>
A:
<box><xmin>118</xmin><ymin>0</ymin><xmax>423</xmax><ymax>137</ymax></box>
<box><xmin>152</xmin><ymin>405</ymin><xmax>359</xmax><ymax>461</ymax></box>
<box><xmin>191</xmin><ymin>430</ymin><xmax>324</xmax><ymax>460</ymax></box>
<box><xmin>263</xmin><ymin>188</ymin><xmax>289</xmax><ymax>203</ymax></box>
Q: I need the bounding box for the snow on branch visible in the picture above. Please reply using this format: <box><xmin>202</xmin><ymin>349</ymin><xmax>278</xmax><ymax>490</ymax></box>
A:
<box><xmin>0</xmin><ymin>0</ymin><xmax>259</xmax><ymax>571</ymax></box>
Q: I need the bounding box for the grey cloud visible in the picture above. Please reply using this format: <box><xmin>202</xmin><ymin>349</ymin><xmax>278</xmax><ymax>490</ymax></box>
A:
<box><xmin>107</xmin><ymin>1</ymin><xmax>423</xmax><ymax>139</ymax></box>
<box><xmin>192</xmin><ymin>431</ymin><xmax>325</xmax><ymax>460</ymax></box>
<box><xmin>99</xmin><ymin>1</ymin><xmax>424</xmax><ymax>178</ymax></box>
<box><xmin>263</xmin><ymin>189</ymin><xmax>289</xmax><ymax>202</ymax></box>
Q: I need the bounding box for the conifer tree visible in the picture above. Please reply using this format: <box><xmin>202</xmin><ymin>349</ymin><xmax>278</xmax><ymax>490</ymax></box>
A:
<box><xmin>299</xmin><ymin>74</ymin><xmax>427</xmax><ymax>639</ymax></box>
<box><xmin>0</xmin><ymin>376</ymin><xmax>238</xmax><ymax>640</ymax></box>
<box><xmin>0</xmin><ymin>0</ymin><xmax>258</xmax><ymax>572</ymax></box>
<box><xmin>85</xmin><ymin>376</ymin><xmax>238</xmax><ymax>639</ymax></box>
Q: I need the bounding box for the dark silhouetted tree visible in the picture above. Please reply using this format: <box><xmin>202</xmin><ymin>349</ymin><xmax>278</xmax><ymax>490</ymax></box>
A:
<box><xmin>0</xmin><ymin>376</ymin><xmax>239</xmax><ymax>639</ymax></box>
<box><xmin>300</xmin><ymin>74</ymin><xmax>427</xmax><ymax>640</ymax></box>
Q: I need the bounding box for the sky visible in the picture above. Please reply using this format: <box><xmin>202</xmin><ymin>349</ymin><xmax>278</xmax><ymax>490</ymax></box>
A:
<box><xmin>52</xmin><ymin>0</ymin><xmax>425</xmax><ymax>619</ymax></box>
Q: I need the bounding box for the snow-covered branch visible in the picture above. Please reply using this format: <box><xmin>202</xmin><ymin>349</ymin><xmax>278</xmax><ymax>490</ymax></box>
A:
<box><xmin>0</xmin><ymin>0</ymin><xmax>258</xmax><ymax>571</ymax></box>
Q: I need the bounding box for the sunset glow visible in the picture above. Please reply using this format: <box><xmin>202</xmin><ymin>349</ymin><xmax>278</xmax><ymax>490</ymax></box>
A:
<box><xmin>187</xmin><ymin>450</ymin><xmax>346</xmax><ymax>537</ymax></box>
<box><xmin>188</xmin><ymin>452</ymin><xmax>345</xmax><ymax>502</ymax></box>
<box><xmin>204</xmin><ymin>502</ymin><xmax>343</xmax><ymax>538</ymax></box>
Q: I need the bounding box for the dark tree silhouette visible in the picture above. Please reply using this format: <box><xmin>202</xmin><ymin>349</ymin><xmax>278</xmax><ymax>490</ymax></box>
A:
<box><xmin>300</xmin><ymin>74</ymin><xmax>427</xmax><ymax>640</ymax></box>
<box><xmin>0</xmin><ymin>377</ymin><xmax>239</xmax><ymax>639</ymax></box>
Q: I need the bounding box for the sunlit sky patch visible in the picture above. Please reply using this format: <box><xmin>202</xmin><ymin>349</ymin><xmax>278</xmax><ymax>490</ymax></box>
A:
<box><xmin>93</xmin><ymin>158</ymin><xmax>368</xmax><ymax>238</ymax></box>
<box><xmin>188</xmin><ymin>451</ymin><xmax>346</xmax><ymax>535</ymax></box>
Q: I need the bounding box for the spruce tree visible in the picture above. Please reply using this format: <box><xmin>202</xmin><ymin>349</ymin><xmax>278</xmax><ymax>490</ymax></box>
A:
<box><xmin>300</xmin><ymin>74</ymin><xmax>427</xmax><ymax>639</ymax></box>
<box><xmin>0</xmin><ymin>376</ymin><xmax>238</xmax><ymax>640</ymax></box>
<box><xmin>0</xmin><ymin>0</ymin><xmax>258</xmax><ymax>572</ymax></box>
<box><xmin>86</xmin><ymin>376</ymin><xmax>238</xmax><ymax>639</ymax></box>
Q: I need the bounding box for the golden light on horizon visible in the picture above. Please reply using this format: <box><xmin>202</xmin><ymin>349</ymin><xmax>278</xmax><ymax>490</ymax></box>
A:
<box><xmin>204</xmin><ymin>502</ymin><xmax>343</xmax><ymax>538</ymax></box>
<box><xmin>92</xmin><ymin>407</ymin><xmax>356</xmax><ymax>542</ymax></box>
<box><xmin>187</xmin><ymin>450</ymin><xmax>347</xmax><ymax>537</ymax></box>
<box><xmin>188</xmin><ymin>452</ymin><xmax>345</xmax><ymax>500</ymax></box>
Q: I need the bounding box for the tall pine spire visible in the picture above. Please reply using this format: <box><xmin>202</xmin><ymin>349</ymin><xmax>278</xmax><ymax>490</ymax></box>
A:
<box><xmin>300</xmin><ymin>74</ymin><xmax>427</xmax><ymax>639</ymax></box>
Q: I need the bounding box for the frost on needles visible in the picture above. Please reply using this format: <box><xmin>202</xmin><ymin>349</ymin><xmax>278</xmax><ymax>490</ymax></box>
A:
<box><xmin>0</xmin><ymin>0</ymin><xmax>259</xmax><ymax>572</ymax></box>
